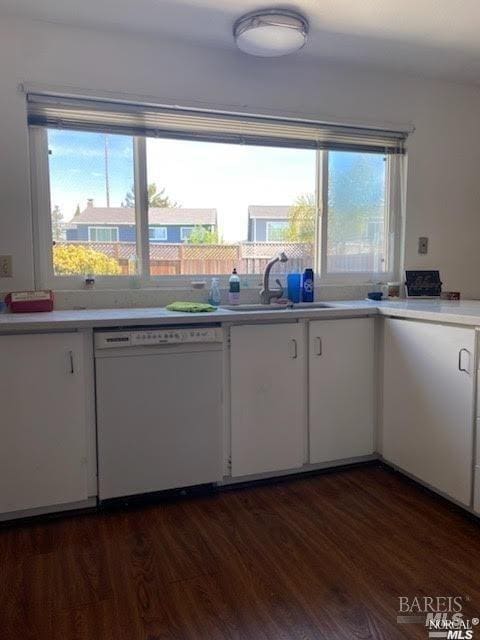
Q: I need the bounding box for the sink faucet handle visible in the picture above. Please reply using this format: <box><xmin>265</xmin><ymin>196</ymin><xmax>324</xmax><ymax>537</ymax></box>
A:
<box><xmin>275</xmin><ymin>279</ymin><xmax>284</xmax><ymax>294</ymax></box>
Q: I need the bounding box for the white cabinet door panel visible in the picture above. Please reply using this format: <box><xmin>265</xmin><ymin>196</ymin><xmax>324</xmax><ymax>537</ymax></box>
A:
<box><xmin>382</xmin><ymin>318</ymin><xmax>474</xmax><ymax>506</ymax></box>
<box><xmin>309</xmin><ymin>318</ymin><xmax>375</xmax><ymax>463</ymax></box>
<box><xmin>0</xmin><ymin>333</ymin><xmax>88</xmax><ymax>513</ymax></box>
<box><xmin>230</xmin><ymin>323</ymin><xmax>304</xmax><ymax>477</ymax></box>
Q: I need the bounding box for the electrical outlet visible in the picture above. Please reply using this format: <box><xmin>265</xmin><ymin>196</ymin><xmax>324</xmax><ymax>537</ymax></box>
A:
<box><xmin>0</xmin><ymin>255</ymin><xmax>13</xmax><ymax>277</ymax></box>
<box><xmin>418</xmin><ymin>237</ymin><xmax>429</xmax><ymax>255</ymax></box>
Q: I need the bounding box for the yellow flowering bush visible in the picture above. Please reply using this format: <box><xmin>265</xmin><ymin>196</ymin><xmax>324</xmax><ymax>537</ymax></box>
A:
<box><xmin>53</xmin><ymin>244</ymin><xmax>121</xmax><ymax>275</ymax></box>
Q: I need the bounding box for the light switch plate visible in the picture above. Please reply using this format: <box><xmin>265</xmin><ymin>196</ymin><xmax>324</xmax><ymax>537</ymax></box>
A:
<box><xmin>418</xmin><ymin>237</ymin><xmax>429</xmax><ymax>254</ymax></box>
<box><xmin>0</xmin><ymin>255</ymin><xmax>13</xmax><ymax>277</ymax></box>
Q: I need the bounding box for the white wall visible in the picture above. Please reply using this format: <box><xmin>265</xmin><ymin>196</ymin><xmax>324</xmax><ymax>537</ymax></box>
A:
<box><xmin>1</xmin><ymin>17</ymin><xmax>480</xmax><ymax>297</ymax></box>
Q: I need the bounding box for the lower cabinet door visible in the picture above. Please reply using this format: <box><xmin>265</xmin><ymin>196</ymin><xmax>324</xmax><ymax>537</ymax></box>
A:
<box><xmin>309</xmin><ymin>318</ymin><xmax>375</xmax><ymax>463</ymax></box>
<box><xmin>382</xmin><ymin>318</ymin><xmax>475</xmax><ymax>505</ymax></box>
<box><xmin>230</xmin><ymin>323</ymin><xmax>305</xmax><ymax>477</ymax></box>
<box><xmin>0</xmin><ymin>333</ymin><xmax>88</xmax><ymax>514</ymax></box>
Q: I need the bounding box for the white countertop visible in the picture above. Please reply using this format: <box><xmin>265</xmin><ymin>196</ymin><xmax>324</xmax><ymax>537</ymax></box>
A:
<box><xmin>0</xmin><ymin>299</ymin><xmax>479</xmax><ymax>332</ymax></box>
<box><xmin>370</xmin><ymin>298</ymin><xmax>480</xmax><ymax>326</ymax></box>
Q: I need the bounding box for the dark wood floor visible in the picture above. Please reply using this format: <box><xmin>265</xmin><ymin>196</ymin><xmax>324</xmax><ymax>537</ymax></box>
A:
<box><xmin>1</xmin><ymin>464</ymin><xmax>480</xmax><ymax>639</ymax></box>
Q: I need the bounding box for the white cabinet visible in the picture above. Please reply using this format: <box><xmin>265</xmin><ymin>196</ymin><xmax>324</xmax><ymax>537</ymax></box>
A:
<box><xmin>382</xmin><ymin>318</ymin><xmax>475</xmax><ymax>506</ymax></box>
<box><xmin>230</xmin><ymin>323</ymin><xmax>305</xmax><ymax>477</ymax></box>
<box><xmin>309</xmin><ymin>318</ymin><xmax>375</xmax><ymax>463</ymax></box>
<box><xmin>0</xmin><ymin>332</ymin><xmax>89</xmax><ymax>514</ymax></box>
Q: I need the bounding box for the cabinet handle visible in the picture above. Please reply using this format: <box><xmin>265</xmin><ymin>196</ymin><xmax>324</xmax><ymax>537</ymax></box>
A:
<box><xmin>314</xmin><ymin>337</ymin><xmax>322</xmax><ymax>356</ymax></box>
<box><xmin>69</xmin><ymin>350</ymin><xmax>75</xmax><ymax>374</ymax></box>
<box><xmin>458</xmin><ymin>348</ymin><xmax>470</xmax><ymax>373</ymax></box>
<box><xmin>289</xmin><ymin>339</ymin><xmax>298</xmax><ymax>359</ymax></box>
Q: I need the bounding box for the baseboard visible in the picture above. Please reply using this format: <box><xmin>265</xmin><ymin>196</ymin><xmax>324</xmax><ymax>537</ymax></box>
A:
<box><xmin>220</xmin><ymin>454</ymin><xmax>379</xmax><ymax>487</ymax></box>
<box><xmin>0</xmin><ymin>496</ymin><xmax>97</xmax><ymax>526</ymax></box>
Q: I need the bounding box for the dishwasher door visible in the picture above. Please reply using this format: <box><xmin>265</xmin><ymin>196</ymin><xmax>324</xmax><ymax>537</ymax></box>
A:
<box><xmin>96</xmin><ymin>345</ymin><xmax>222</xmax><ymax>500</ymax></box>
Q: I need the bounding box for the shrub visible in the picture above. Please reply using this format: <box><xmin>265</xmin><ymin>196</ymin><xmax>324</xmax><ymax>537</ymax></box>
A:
<box><xmin>53</xmin><ymin>244</ymin><xmax>121</xmax><ymax>275</ymax></box>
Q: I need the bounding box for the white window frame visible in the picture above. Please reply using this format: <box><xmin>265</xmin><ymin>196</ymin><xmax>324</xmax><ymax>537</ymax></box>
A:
<box><xmin>180</xmin><ymin>226</ymin><xmax>194</xmax><ymax>241</ymax></box>
<box><xmin>266</xmin><ymin>221</ymin><xmax>288</xmax><ymax>242</ymax></box>
<box><xmin>30</xmin><ymin>127</ymin><xmax>404</xmax><ymax>290</ymax></box>
<box><xmin>88</xmin><ymin>226</ymin><xmax>119</xmax><ymax>242</ymax></box>
<box><xmin>149</xmin><ymin>226</ymin><xmax>167</xmax><ymax>241</ymax></box>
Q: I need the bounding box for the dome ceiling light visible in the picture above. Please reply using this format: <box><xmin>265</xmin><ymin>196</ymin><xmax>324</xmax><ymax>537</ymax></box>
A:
<box><xmin>233</xmin><ymin>9</ymin><xmax>309</xmax><ymax>57</ymax></box>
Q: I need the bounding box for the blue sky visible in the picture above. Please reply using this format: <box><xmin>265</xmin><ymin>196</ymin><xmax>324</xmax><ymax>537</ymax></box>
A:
<box><xmin>48</xmin><ymin>130</ymin><xmax>134</xmax><ymax>216</ymax></box>
<box><xmin>48</xmin><ymin>129</ymin><xmax>384</xmax><ymax>242</ymax></box>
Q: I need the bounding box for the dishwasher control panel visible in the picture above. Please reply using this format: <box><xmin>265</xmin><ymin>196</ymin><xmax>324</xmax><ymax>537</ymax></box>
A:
<box><xmin>95</xmin><ymin>327</ymin><xmax>223</xmax><ymax>349</ymax></box>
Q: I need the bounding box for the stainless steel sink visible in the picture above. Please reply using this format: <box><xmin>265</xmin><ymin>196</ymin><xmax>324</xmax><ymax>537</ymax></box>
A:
<box><xmin>292</xmin><ymin>302</ymin><xmax>335</xmax><ymax>310</ymax></box>
<box><xmin>221</xmin><ymin>303</ymin><xmax>335</xmax><ymax>312</ymax></box>
<box><xmin>221</xmin><ymin>304</ymin><xmax>290</xmax><ymax>312</ymax></box>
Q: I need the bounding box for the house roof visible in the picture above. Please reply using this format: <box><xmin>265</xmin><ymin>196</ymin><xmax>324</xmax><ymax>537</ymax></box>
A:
<box><xmin>248</xmin><ymin>205</ymin><xmax>291</xmax><ymax>220</ymax></box>
<box><xmin>70</xmin><ymin>207</ymin><xmax>217</xmax><ymax>226</ymax></box>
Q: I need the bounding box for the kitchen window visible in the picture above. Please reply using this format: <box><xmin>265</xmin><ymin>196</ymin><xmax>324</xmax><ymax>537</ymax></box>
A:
<box><xmin>324</xmin><ymin>151</ymin><xmax>388</xmax><ymax>275</ymax></box>
<box><xmin>28</xmin><ymin>93</ymin><xmax>407</xmax><ymax>288</ymax></box>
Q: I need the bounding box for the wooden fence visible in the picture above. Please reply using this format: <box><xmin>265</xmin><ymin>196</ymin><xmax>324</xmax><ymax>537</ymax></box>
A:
<box><xmin>57</xmin><ymin>241</ymin><xmax>381</xmax><ymax>275</ymax></box>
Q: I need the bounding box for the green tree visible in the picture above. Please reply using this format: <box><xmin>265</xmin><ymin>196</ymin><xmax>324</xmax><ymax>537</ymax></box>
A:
<box><xmin>51</xmin><ymin>205</ymin><xmax>64</xmax><ymax>241</ymax></box>
<box><xmin>186</xmin><ymin>226</ymin><xmax>221</xmax><ymax>244</ymax></box>
<box><xmin>53</xmin><ymin>245</ymin><xmax>121</xmax><ymax>275</ymax></box>
<box><xmin>285</xmin><ymin>194</ymin><xmax>316</xmax><ymax>243</ymax></box>
<box><xmin>123</xmin><ymin>183</ymin><xmax>179</xmax><ymax>208</ymax></box>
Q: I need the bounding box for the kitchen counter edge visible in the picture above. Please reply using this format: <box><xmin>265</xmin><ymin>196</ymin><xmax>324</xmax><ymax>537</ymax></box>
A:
<box><xmin>1</xmin><ymin>299</ymin><xmax>480</xmax><ymax>332</ymax></box>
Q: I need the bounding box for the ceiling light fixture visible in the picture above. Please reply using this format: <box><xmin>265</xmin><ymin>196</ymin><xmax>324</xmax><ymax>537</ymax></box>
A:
<box><xmin>233</xmin><ymin>9</ymin><xmax>309</xmax><ymax>57</ymax></box>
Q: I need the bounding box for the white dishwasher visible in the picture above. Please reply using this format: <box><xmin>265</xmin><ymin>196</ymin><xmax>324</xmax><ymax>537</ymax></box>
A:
<box><xmin>95</xmin><ymin>325</ymin><xmax>223</xmax><ymax>500</ymax></box>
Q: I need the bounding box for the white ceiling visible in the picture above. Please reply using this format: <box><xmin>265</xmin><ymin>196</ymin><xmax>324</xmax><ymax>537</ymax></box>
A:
<box><xmin>2</xmin><ymin>0</ymin><xmax>480</xmax><ymax>83</ymax></box>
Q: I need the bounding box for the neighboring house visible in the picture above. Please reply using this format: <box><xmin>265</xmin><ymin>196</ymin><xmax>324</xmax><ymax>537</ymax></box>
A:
<box><xmin>247</xmin><ymin>205</ymin><xmax>291</xmax><ymax>242</ymax></box>
<box><xmin>66</xmin><ymin>201</ymin><xmax>217</xmax><ymax>243</ymax></box>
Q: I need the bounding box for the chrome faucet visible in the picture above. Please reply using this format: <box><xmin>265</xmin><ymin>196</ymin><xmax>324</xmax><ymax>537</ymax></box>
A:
<box><xmin>260</xmin><ymin>252</ymin><xmax>288</xmax><ymax>304</ymax></box>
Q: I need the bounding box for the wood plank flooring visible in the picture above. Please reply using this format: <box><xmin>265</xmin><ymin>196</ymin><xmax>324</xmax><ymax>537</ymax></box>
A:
<box><xmin>1</xmin><ymin>464</ymin><xmax>480</xmax><ymax>639</ymax></box>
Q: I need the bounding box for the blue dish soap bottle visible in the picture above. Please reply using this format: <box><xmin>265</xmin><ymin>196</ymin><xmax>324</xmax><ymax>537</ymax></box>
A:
<box><xmin>228</xmin><ymin>268</ymin><xmax>241</xmax><ymax>305</ymax></box>
<box><xmin>302</xmin><ymin>268</ymin><xmax>314</xmax><ymax>302</ymax></box>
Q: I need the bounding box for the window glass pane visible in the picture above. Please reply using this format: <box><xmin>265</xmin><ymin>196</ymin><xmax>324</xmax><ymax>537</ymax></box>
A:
<box><xmin>266</xmin><ymin>221</ymin><xmax>288</xmax><ymax>241</ymax></box>
<box><xmin>48</xmin><ymin>129</ymin><xmax>136</xmax><ymax>276</ymax></box>
<box><xmin>180</xmin><ymin>227</ymin><xmax>194</xmax><ymax>242</ymax></box>
<box><xmin>149</xmin><ymin>226</ymin><xmax>167</xmax><ymax>241</ymax></box>
<box><xmin>146</xmin><ymin>139</ymin><xmax>316</xmax><ymax>276</ymax></box>
<box><xmin>88</xmin><ymin>227</ymin><xmax>119</xmax><ymax>242</ymax></box>
<box><xmin>327</xmin><ymin>151</ymin><xmax>387</xmax><ymax>273</ymax></box>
